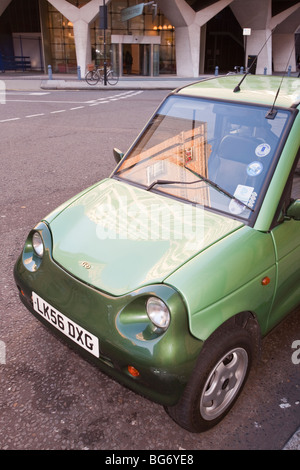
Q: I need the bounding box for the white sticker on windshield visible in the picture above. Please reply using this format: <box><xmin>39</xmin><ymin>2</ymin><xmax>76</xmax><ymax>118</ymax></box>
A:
<box><xmin>255</xmin><ymin>143</ymin><xmax>271</xmax><ymax>158</ymax></box>
<box><xmin>146</xmin><ymin>160</ymin><xmax>165</xmax><ymax>184</ymax></box>
<box><xmin>247</xmin><ymin>161</ymin><xmax>263</xmax><ymax>176</ymax></box>
<box><xmin>229</xmin><ymin>185</ymin><xmax>254</xmax><ymax>215</ymax></box>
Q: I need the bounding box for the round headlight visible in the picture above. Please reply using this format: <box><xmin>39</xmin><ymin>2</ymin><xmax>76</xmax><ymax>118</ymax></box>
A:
<box><xmin>146</xmin><ymin>297</ymin><xmax>170</xmax><ymax>329</ymax></box>
<box><xmin>32</xmin><ymin>232</ymin><xmax>44</xmax><ymax>257</ymax></box>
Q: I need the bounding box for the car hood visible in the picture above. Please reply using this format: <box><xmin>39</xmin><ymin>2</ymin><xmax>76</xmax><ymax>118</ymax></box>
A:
<box><xmin>47</xmin><ymin>179</ymin><xmax>243</xmax><ymax>296</ymax></box>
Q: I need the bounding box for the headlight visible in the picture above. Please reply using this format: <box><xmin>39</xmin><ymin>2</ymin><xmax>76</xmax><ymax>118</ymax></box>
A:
<box><xmin>146</xmin><ymin>297</ymin><xmax>170</xmax><ymax>329</ymax></box>
<box><xmin>32</xmin><ymin>232</ymin><xmax>44</xmax><ymax>257</ymax></box>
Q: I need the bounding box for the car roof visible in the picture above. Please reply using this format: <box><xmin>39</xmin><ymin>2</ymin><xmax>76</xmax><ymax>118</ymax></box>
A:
<box><xmin>177</xmin><ymin>75</ymin><xmax>300</xmax><ymax>109</ymax></box>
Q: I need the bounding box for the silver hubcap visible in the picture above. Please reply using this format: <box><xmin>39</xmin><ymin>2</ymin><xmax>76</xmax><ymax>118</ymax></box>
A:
<box><xmin>200</xmin><ymin>347</ymin><xmax>248</xmax><ymax>421</ymax></box>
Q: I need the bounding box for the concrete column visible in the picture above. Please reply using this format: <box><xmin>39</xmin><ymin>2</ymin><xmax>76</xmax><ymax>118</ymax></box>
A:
<box><xmin>271</xmin><ymin>3</ymin><xmax>300</xmax><ymax>73</ymax></box>
<box><xmin>175</xmin><ymin>23</ymin><xmax>201</xmax><ymax>76</ymax></box>
<box><xmin>158</xmin><ymin>0</ymin><xmax>233</xmax><ymax>77</ymax></box>
<box><xmin>230</xmin><ymin>0</ymin><xmax>300</xmax><ymax>74</ymax></box>
<box><xmin>273</xmin><ymin>34</ymin><xmax>297</xmax><ymax>72</ymax></box>
<box><xmin>246</xmin><ymin>29</ymin><xmax>272</xmax><ymax>75</ymax></box>
<box><xmin>73</xmin><ymin>20</ymin><xmax>91</xmax><ymax>73</ymax></box>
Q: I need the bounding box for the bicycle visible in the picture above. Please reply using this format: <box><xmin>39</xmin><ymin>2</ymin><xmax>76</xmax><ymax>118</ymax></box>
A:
<box><xmin>85</xmin><ymin>65</ymin><xmax>119</xmax><ymax>86</ymax></box>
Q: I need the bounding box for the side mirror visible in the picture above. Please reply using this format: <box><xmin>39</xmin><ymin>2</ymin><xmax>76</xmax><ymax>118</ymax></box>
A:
<box><xmin>286</xmin><ymin>200</ymin><xmax>300</xmax><ymax>220</ymax></box>
<box><xmin>113</xmin><ymin>148</ymin><xmax>124</xmax><ymax>163</ymax></box>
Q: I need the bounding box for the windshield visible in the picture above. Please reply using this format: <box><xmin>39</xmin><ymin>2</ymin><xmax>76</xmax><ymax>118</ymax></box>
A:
<box><xmin>114</xmin><ymin>95</ymin><xmax>291</xmax><ymax>220</ymax></box>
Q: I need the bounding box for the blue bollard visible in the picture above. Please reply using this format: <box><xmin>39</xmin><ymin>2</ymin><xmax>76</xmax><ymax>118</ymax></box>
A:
<box><xmin>77</xmin><ymin>65</ymin><xmax>81</xmax><ymax>80</ymax></box>
<box><xmin>48</xmin><ymin>64</ymin><xmax>52</xmax><ymax>80</ymax></box>
<box><xmin>288</xmin><ymin>65</ymin><xmax>291</xmax><ymax>77</ymax></box>
<box><xmin>264</xmin><ymin>67</ymin><xmax>267</xmax><ymax>75</ymax></box>
<box><xmin>215</xmin><ymin>66</ymin><xmax>219</xmax><ymax>76</ymax></box>
<box><xmin>240</xmin><ymin>66</ymin><xmax>244</xmax><ymax>74</ymax></box>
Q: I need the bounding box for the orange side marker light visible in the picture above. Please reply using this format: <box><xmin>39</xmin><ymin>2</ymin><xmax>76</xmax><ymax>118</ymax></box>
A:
<box><xmin>261</xmin><ymin>276</ymin><xmax>271</xmax><ymax>286</ymax></box>
<box><xmin>128</xmin><ymin>365</ymin><xmax>140</xmax><ymax>377</ymax></box>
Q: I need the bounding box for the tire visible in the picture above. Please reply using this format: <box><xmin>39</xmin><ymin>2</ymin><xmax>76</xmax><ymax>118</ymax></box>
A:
<box><xmin>85</xmin><ymin>70</ymin><xmax>99</xmax><ymax>85</ymax></box>
<box><xmin>106</xmin><ymin>69</ymin><xmax>119</xmax><ymax>85</ymax></box>
<box><xmin>165</xmin><ymin>326</ymin><xmax>253</xmax><ymax>433</ymax></box>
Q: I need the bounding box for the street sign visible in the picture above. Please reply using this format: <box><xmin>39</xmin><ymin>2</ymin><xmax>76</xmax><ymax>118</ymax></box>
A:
<box><xmin>99</xmin><ymin>5</ymin><xmax>108</xmax><ymax>30</ymax></box>
<box><xmin>121</xmin><ymin>4</ymin><xmax>145</xmax><ymax>22</ymax></box>
<box><xmin>243</xmin><ymin>28</ymin><xmax>251</xmax><ymax>36</ymax></box>
<box><xmin>121</xmin><ymin>2</ymin><xmax>156</xmax><ymax>22</ymax></box>
<box><xmin>152</xmin><ymin>2</ymin><xmax>157</xmax><ymax>21</ymax></box>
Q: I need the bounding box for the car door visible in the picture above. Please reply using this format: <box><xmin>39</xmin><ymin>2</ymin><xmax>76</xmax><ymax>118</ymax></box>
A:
<box><xmin>267</xmin><ymin>159</ymin><xmax>300</xmax><ymax>330</ymax></box>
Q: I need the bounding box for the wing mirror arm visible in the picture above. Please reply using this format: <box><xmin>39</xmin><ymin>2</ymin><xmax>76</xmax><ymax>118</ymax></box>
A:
<box><xmin>286</xmin><ymin>200</ymin><xmax>300</xmax><ymax>221</ymax></box>
<box><xmin>113</xmin><ymin>148</ymin><xmax>124</xmax><ymax>163</ymax></box>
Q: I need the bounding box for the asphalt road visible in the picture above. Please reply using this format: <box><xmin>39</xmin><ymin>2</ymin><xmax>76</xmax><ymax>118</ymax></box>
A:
<box><xmin>0</xmin><ymin>88</ymin><xmax>299</xmax><ymax>451</ymax></box>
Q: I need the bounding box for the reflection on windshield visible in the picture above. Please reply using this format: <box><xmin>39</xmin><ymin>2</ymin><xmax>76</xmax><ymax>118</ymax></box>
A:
<box><xmin>115</xmin><ymin>95</ymin><xmax>290</xmax><ymax>220</ymax></box>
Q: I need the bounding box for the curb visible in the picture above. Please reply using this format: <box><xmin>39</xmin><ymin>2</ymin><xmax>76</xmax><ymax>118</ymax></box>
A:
<box><xmin>40</xmin><ymin>78</ymin><xmax>199</xmax><ymax>91</ymax></box>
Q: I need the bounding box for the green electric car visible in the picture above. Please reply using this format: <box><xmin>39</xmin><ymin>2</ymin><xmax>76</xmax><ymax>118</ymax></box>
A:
<box><xmin>14</xmin><ymin>75</ymin><xmax>300</xmax><ymax>432</ymax></box>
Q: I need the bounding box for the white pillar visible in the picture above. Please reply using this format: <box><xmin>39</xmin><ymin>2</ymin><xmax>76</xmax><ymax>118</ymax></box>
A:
<box><xmin>73</xmin><ymin>20</ymin><xmax>91</xmax><ymax>73</ymax></box>
<box><xmin>158</xmin><ymin>0</ymin><xmax>234</xmax><ymax>77</ymax></box>
<box><xmin>231</xmin><ymin>0</ymin><xmax>300</xmax><ymax>74</ymax></box>
<box><xmin>273</xmin><ymin>33</ymin><xmax>297</xmax><ymax>72</ymax></box>
<box><xmin>246</xmin><ymin>29</ymin><xmax>272</xmax><ymax>75</ymax></box>
<box><xmin>175</xmin><ymin>23</ymin><xmax>201</xmax><ymax>76</ymax></box>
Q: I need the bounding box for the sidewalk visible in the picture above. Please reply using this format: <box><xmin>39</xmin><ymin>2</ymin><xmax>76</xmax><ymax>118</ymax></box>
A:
<box><xmin>1</xmin><ymin>70</ymin><xmax>300</xmax><ymax>450</ymax></box>
<box><xmin>1</xmin><ymin>70</ymin><xmax>299</xmax><ymax>93</ymax></box>
<box><xmin>2</xmin><ymin>71</ymin><xmax>299</xmax><ymax>93</ymax></box>
<box><xmin>1</xmin><ymin>72</ymin><xmax>203</xmax><ymax>92</ymax></box>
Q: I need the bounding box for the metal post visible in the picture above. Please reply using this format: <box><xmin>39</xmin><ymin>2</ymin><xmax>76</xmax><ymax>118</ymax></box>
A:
<box><xmin>100</xmin><ymin>1</ymin><xmax>108</xmax><ymax>86</ymax></box>
<box><xmin>77</xmin><ymin>65</ymin><xmax>81</xmax><ymax>80</ymax></box>
<box><xmin>104</xmin><ymin>26</ymin><xmax>107</xmax><ymax>86</ymax></box>
<box><xmin>215</xmin><ymin>66</ymin><xmax>219</xmax><ymax>76</ymax></box>
<box><xmin>48</xmin><ymin>64</ymin><xmax>52</xmax><ymax>80</ymax></box>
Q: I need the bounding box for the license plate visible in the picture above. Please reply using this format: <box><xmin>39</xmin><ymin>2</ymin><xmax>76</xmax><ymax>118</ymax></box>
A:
<box><xmin>32</xmin><ymin>292</ymin><xmax>99</xmax><ymax>358</ymax></box>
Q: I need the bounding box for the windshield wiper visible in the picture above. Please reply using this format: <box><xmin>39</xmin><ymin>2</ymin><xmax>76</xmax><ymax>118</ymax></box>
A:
<box><xmin>146</xmin><ymin>178</ymin><xmax>200</xmax><ymax>191</ymax></box>
<box><xmin>147</xmin><ymin>173</ymin><xmax>254</xmax><ymax>213</ymax></box>
<box><xmin>184</xmin><ymin>165</ymin><xmax>254</xmax><ymax>212</ymax></box>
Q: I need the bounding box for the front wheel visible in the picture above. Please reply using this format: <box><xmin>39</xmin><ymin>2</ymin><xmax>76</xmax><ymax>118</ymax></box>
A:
<box><xmin>85</xmin><ymin>70</ymin><xmax>100</xmax><ymax>85</ymax></box>
<box><xmin>165</xmin><ymin>326</ymin><xmax>253</xmax><ymax>433</ymax></box>
<box><xmin>106</xmin><ymin>69</ymin><xmax>119</xmax><ymax>85</ymax></box>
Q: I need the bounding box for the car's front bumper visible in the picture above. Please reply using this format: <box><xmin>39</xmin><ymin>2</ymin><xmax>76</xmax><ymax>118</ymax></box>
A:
<box><xmin>13</xmin><ymin>222</ymin><xmax>203</xmax><ymax>406</ymax></box>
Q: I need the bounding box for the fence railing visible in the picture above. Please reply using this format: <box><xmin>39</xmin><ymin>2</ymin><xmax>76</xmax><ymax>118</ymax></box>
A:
<box><xmin>0</xmin><ymin>54</ymin><xmax>31</xmax><ymax>72</ymax></box>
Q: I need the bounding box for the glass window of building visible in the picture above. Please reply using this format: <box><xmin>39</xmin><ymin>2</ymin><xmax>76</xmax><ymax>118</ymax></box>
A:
<box><xmin>48</xmin><ymin>4</ymin><xmax>76</xmax><ymax>73</ymax></box>
<box><xmin>46</xmin><ymin>0</ymin><xmax>175</xmax><ymax>76</ymax></box>
<box><xmin>90</xmin><ymin>0</ymin><xmax>176</xmax><ymax>75</ymax></box>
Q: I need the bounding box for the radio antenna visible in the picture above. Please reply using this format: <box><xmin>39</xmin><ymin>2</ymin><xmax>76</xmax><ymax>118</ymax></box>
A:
<box><xmin>234</xmin><ymin>27</ymin><xmax>276</xmax><ymax>93</ymax></box>
<box><xmin>266</xmin><ymin>42</ymin><xmax>296</xmax><ymax>119</ymax></box>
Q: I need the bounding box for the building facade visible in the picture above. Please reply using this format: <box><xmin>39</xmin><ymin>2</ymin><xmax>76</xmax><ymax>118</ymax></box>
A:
<box><xmin>0</xmin><ymin>0</ymin><xmax>299</xmax><ymax>77</ymax></box>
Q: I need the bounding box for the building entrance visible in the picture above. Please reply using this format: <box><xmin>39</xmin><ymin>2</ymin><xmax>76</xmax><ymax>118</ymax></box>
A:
<box><xmin>111</xmin><ymin>35</ymin><xmax>160</xmax><ymax>77</ymax></box>
<box><xmin>123</xmin><ymin>44</ymin><xmax>151</xmax><ymax>75</ymax></box>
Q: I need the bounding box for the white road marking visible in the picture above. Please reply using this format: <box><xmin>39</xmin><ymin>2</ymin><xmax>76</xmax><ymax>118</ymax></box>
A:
<box><xmin>5</xmin><ymin>91</ymin><xmax>50</xmax><ymax>96</ymax></box>
<box><xmin>0</xmin><ymin>90</ymin><xmax>144</xmax><ymax>123</ymax></box>
<box><xmin>0</xmin><ymin>117</ymin><xmax>20</xmax><ymax>122</ymax></box>
<box><xmin>29</xmin><ymin>92</ymin><xmax>50</xmax><ymax>95</ymax></box>
<box><xmin>26</xmin><ymin>113</ymin><xmax>45</xmax><ymax>118</ymax></box>
<box><xmin>5</xmin><ymin>99</ymin><xmax>92</xmax><ymax>104</ymax></box>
